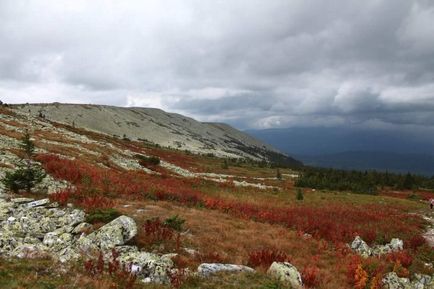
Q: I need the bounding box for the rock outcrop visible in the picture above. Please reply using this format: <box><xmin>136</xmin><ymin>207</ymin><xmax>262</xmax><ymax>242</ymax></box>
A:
<box><xmin>0</xmin><ymin>195</ymin><xmax>174</xmax><ymax>284</ymax></box>
<box><xmin>267</xmin><ymin>262</ymin><xmax>303</xmax><ymax>289</ymax></box>
<box><xmin>382</xmin><ymin>272</ymin><xmax>434</xmax><ymax>289</ymax></box>
<box><xmin>197</xmin><ymin>263</ymin><xmax>255</xmax><ymax>277</ymax></box>
<box><xmin>350</xmin><ymin>236</ymin><xmax>404</xmax><ymax>258</ymax></box>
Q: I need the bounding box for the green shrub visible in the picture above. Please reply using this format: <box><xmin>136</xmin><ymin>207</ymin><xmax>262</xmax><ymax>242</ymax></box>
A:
<box><xmin>85</xmin><ymin>208</ymin><xmax>121</xmax><ymax>224</ymax></box>
<box><xmin>163</xmin><ymin>215</ymin><xmax>185</xmax><ymax>232</ymax></box>
<box><xmin>135</xmin><ymin>154</ymin><xmax>160</xmax><ymax>167</ymax></box>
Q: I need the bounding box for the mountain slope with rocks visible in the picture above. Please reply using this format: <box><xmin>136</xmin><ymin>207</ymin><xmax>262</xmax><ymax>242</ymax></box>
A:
<box><xmin>0</xmin><ymin>104</ymin><xmax>433</xmax><ymax>289</ymax></box>
<box><xmin>12</xmin><ymin>103</ymin><xmax>301</xmax><ymax>167</ymax></box>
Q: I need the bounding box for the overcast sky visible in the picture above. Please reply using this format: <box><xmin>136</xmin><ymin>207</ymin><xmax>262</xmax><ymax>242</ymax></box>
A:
<box><xmin>1</xmin><ymin>0</ymin><xmax>434</xmax><ymax>130</ymax></box>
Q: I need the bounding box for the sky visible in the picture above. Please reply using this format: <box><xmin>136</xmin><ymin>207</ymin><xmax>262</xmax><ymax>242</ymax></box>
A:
<box><xmin>1</xmin><ymin>0</ymin><xmax>434</xmax><ymax>131</ymax></box>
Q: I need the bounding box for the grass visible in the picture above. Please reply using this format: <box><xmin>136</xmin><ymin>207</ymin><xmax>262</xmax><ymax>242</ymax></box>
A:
<box><xmin>0</xmin><ymin>258</ymin><xmax>288</xmax><ymax>289</ymax></box>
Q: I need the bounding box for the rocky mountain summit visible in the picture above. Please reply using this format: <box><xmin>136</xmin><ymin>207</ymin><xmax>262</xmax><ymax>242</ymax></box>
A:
<box><xmin>12</xmin><ymin>103</ymin><xmax>301</xmax><ymax>166</ymax></box>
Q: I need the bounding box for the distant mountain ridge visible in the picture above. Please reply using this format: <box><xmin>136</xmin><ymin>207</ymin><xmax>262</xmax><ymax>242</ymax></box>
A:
<box><xmin>298</xmin><ymin>151</ymin><xmax>434</xmax><ymax>176</ymax></box>
<box><xmin>12</xmin><ymin>103</ymin><xmax>301</xmax><ymax>167</ymax></box>
<box><xmin>247</xmin><ymin>127</ymin><xmax>434</xmax><ymax>175</ymax></box>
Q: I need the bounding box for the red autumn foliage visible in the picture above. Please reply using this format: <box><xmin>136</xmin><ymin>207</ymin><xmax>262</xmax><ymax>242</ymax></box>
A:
<box><xmin>143</xmin><ymin>218</ymin><xmax>174</xmax><ymax>244</ymax></box>
<box><xmin>48</xmin><ymin>189</ymin><xmax>71</xmax><ymax>205</ymax></box>
<box><xmin>247</xmin><ymin>248</ymin><xmax>290</xmax><ymax>268</ymax></box>
<box><xmin>37</xmin><ymin>153</ymin><xmax>425</xmax><ymax>246</ymax></box>
<box><xmin>84</xmin><ymin>250</ymin><xmax>137</xmax><ymax>289</ymax></box>
<box><xmin>406</xmin><ymin>234</ymin><xmax>426</xmax><ymax>250</ymax></box>
<box><xmin>386</xmin><ymin>251</ymin><xmax>413</xmax><ymax>268</ymax></box>
<box><xmin>302</xmin><ymin>265</ymin><xmax>320</xmax><ymax>288</ymax></box>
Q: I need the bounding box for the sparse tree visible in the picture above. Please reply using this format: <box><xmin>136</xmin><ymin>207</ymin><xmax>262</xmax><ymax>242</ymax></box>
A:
<box><xmin>1</xmin><ymin>130</ymin><xmax>45</xmax><ymax>193</ymax></box>
<box><xmin>276</xmin><ymin>168</ymin><xmax>282</xmax><ymax>180</ymax></box>
<box><xmin>296</xmin><ymin>188</ymin><xmax>304</xmax><ymax>201</ymax></box>
<box><xmin>222</xmin><ymin>159</ymin><xmax>229</xmax><ymax>169</ymax></box>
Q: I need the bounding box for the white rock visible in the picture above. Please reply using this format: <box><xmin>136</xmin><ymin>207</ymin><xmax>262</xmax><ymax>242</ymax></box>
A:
<box><xmin>267</xmin><ymin>262</ymin><xmax>303</xmax><ymax>289</ymax></box>
<box><xmin>197</xmin><ymin>263</ymin><xmax>255</xmax><ymax>277</ymax></box>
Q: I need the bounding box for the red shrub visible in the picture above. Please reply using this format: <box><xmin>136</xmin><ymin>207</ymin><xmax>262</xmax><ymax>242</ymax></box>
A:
<box><xmin>247</xmin><ymin>248</ymin><xmax>290</xmax><ymax>268</ymax></box>
<box><xmin>386</xmin><ymin>251</ymin><xmax>413</xmax><ymax>268</ymax></box>
<box><xmin>49</xmin><ymin>189</ymin><xmax>71</xmax><ymax>206</ymax></box>
<box><xmin>302</xmin><ymin>265</ymin><xmax>320</xmax><ymax>288</ymax></box>
<box><xmin>142</xmin><ymin>218</ymin><xmax>174</xmax><ymax>244</ymax></box>
<box><xmin>407</xmin><ymin>235</ymin><xmax>426</xmax><ymax>250</ymax></box>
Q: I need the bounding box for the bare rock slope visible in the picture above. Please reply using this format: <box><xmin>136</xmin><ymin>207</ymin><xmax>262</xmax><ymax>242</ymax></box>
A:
<box><xmin>13</xmin><ymin>103</ymin><xmax>301</xmax><ymax>166</ymax></box>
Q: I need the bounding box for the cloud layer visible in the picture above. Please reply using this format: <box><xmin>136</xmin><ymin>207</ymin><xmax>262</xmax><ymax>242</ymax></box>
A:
<box><xmin>1</xmin><ymin>0</ymin><xmax>434</xmax><ymax>130</ymax></box>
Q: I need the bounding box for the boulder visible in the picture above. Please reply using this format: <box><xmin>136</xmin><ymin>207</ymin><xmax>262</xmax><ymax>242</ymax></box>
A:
<box><xmin>118</xmin><ymin>251</ymin><xmax>174</xmax><ymax>284</ymax></box>
<box><xmin>351</xmin><ymin>236</ymin><xmax>372</xmax><ymax>258</ymax></box>
<box><xmin>197</xmin><ymin>263</ymin><xmax>255</xmax><ymax>277</ymax></box>
<box><xmin>382</xmin><ymin>272</ymin><xmax>411</xmax><ymax>289</ymax></box>
<box><xmin>87</xmin><ymin>215</ymin><xmax>137</xmax><ymax>250</ymax></box>
<box><xmin>267</xmin><ymin>262</ymin><xmax>303</xmax><ymax>289</ymax></box>
<box><xmin>411</xmin><ymin>274</ymin><xmax>434</xmax><ymax>289</ymax></box>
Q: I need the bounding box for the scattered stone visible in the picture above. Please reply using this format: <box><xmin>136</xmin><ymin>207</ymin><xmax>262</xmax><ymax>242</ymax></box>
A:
<box><xmin>198</xmin><ymin>263</ymin><xmax>255</xmax><ymax>277</ymax></box>
<box><xmin>350</xmin><ymin>236</ymin><xmax>372</xmax><ymax>258</ymax></box>
<box><xmin>382</xmin><ymin>272</ymin><xmax>411</xmax><ymax>289</ymax></box>
<box><xmin>11</xmin><ymin>198</ymin><xmax>34</xmax><ymax>204</ymax></box>
<box><xmin>267</xmin><ymin>262</ymin><xmax>303</xmax><ymax>289</ymax></box>
<box><xmin>350</xmin><ymin>236</ymin><xmax>404</xmax><ymax>258</ymax></box>
<box><xmin>25</xmin><ymin>198</ymin><xmax>50</xmax><ymax>208</ymax></box>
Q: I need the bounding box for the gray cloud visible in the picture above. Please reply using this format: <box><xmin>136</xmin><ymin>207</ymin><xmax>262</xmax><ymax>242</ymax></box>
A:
<box><xmin>0</xmin><ymin>0</ymin><xmax>434</xmax><ymax>131</ymax></box>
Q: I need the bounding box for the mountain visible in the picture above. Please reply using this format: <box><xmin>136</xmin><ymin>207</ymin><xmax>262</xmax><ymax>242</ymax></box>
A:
<box><xmin>12</xmin><ymin>103</ymin><xmax>301</xmax><ymax>167</ymax></box>
<box><xmin>247</xmin><ymin>127</ymin><xmax>434</xmax><ymax>175</ymax></box>
<box><xmin>298</xmin><ymin>151</ymin><xmax>434</xmax><ymax>176</ymax></box>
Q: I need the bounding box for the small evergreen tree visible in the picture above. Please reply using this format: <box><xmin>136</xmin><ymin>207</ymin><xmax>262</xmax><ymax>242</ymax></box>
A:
<box><xmin>296</xmin><ymin>188</ymin><xmax>304</xmax><ymax>201</ymax></box>
<box><xmin>1</xmin><ymin>130</ymin><xmax>45</xmax><ymax>193</ymax></box>
<box><xmin>222</xmin><ymin>159</ymin><xmax>229</xmax><ymax>169</ymax></box>
<box><xmin>276</xmin><ymin>168</ymin><xmax>282</xmax><ymax>180</ymax></box>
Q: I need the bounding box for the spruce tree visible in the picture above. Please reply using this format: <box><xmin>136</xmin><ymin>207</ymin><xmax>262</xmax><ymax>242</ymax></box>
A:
<box><xmin>1</xmin><ymin>130</ymin><xmax>45</xmax><ymax>193</ymax></box>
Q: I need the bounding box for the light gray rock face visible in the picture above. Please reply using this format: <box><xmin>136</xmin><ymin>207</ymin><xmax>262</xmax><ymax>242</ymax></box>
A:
<box><xmin>0</xmin><ymin>195</ymin><xmax>176</xmax><ymax>284</ymax></box>
<box><xmin>382</xmin><ymin>272</ymin><xmax>434</xmax><ymax>289</ymax></box>
<box><xmin>119</xmin><ymin>251</ymin><xmax>175</xmax><ymax>284</ymax></box>
<box><xmin>351</xmin><ymin>236</ymin><xmax>372</xmax><ymax>258</ymax></box>
<box><xmin>350</xmin><ymin>236</ymin><xmax>404</xmax><ymax>258</ymax></box>
<box><xmin>197</xmin><ymin>263</ymin><xmax>255</xmax><ymax>277</ymax></box>
<box><xmin>267</xmin><ymin>262</ymin><xmax>303</xmax><ymax>289</ymax></box>
<box><xmin>86</xmin><ymin>216</ymin><xmax>137</xmax><ymax>250</ymax></box>
<box><xmin>15</xmin><ymin>103</ymin><xmax>294</xmax><ymax>163</ymax></box>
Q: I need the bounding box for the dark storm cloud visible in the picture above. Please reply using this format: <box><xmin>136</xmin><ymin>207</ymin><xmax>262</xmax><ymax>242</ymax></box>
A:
<box><xmin>0</xmin><ymin>0</ymin><xmax>434</xmax><ymax>130</ymax></box>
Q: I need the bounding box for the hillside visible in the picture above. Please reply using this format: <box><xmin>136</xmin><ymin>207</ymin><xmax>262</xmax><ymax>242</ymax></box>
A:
<box><xmin>0</xmin><ymin>104</ymin><xmax>433</xmax><ymax>289</ymax></box>
<box><xmin>12</xmin><ymin>103</ymin><xmax>300</xmax><ymax>167</ymax></box>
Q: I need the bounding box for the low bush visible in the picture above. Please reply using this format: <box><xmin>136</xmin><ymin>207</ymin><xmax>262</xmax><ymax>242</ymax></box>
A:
<box><xmin>163</xmin><ymin>215</ymin><xmax>185</xmax><ymax>232</ymax></box>
<box><xmin>86</xmin><ymin>208</ymin><xmax>121</xmax><ymax>224</ymax></box>
<box><xmin>248</xmin><ymin>248</ymin><xmax>290</xmax><ymax>268</ymax></box>
<box><xmin>135</xmin><ymin>154</ymin><xmax>160</xmax><ymax>167</ymax></box>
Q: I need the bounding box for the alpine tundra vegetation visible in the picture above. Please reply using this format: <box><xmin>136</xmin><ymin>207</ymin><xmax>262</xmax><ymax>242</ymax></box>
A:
<box><xmin>0</xmin><ymin>104</ymin><xmax>433</xmax><ymax>289</ymax></box>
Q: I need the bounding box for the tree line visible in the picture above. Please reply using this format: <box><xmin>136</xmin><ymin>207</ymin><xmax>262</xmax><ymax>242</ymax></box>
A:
<box><xmin>295</xmin><ymin>166</ymin><xmax>434</xmax><ymax>195</ymax></box>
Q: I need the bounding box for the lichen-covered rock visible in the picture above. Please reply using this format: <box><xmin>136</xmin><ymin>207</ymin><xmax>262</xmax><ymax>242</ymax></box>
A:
<box><xmin>43</xmin><ymin>231</ymin><xmax>74</xmax><ymax>252</ymax></box>
<box><xmin>197</xmin><ymin>263</ymin><xmax>255</xmax><ymax>277</ymax></box>
<box><xmin>25</xmin><ymin>198</ymin><xmax>50</xmax><ymax>208</ymax></box>
<box><xmin>351</xmin><ymin>236</ymin><xmax>372</xmax><ymax>258</ymax></box>
<box><xmin>72</xmin><ymin>222</ymin><xmax>92</xmax><ymax>234</ymax></box>
<box><xmin>118</xmin><ymin>251</ymin><xmax>174</xmax><ymax>284</ymax></box>
<box><xmin>11</xmin><ymin>243</ymin><xmax>50</xmax><ymax>259</ymax></box>
<box><xmin>382</xmin><ymin>272</ymin><xmax>411</xmax><ymax>289</ymax></box>
<box><xmin>267</xmin><ymin>262</ymin><xmax>303</xmax><ymax>289</ymax></box>
<box><xmin>411</xmin><ymin>274</ymin><xmax>434</xmax><ymax>289</ymax></box>
<box><xmin>351</xmin><ymin>236</ymin><xmax>404</xmax><ymax>258</ymax></box>
<box><xmin>87</xmin><ymin>215</ymin><xmax>137</xmax><ymax>250</ymax></box>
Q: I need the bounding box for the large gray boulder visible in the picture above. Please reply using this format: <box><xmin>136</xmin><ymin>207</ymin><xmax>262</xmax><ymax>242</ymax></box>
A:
<box><xmin>267</xmin><ymin>262</ymin><xmax>303</xmax><ymax>289</ymax></box>
<box><xmin>86</xmin><ymin>215</ymin><xmax>137</xmax><ymax>250</ymax></box>
<box><xmin>197</xmin><ymin>263</ymin><xmax>255</xmax><ymax>277</ymax></box>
